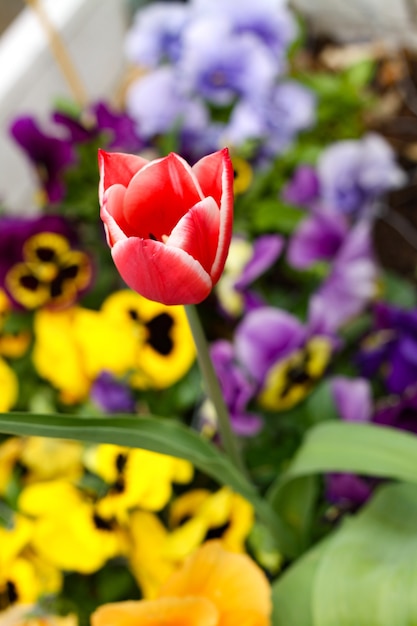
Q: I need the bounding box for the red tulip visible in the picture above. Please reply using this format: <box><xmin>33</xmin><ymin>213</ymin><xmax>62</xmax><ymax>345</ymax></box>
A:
<box><xmin>99</xmin><ymin>148</ymin><xmax>234</xmax><ymax>305</ymax></box>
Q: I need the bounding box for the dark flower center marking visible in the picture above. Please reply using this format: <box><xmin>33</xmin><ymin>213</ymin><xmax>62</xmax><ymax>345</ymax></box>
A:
<box><xmin>93</xmin><ymin>513</ymin><xmax>115</xmax><ymax>531</ymax></box>
<box><xmin>115</xmin><ymin>452</ymin><xmax>128</xmax><ymax>474</ymax></box>
<box><xmin>146</xmin><ymin>313</ymin><xmax>174</xmax><ymax>355</ymax></box>
<box><xmin>0</xmin><ymin>580</ymin><xmax>18</xmax><ymax>610</ymax></box>
<box><xmin>19</xmin><ymin>274</ymin><xmax>40</xmax><ymax>291</ymax></box>
<box><xmin>36</xmin><ymin>246</ymin><xmax>56</xmax><ymax>262</ymax></box>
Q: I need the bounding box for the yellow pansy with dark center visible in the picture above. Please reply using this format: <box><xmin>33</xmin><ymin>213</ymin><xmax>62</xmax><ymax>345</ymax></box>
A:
<box><xmin>5</xmin><ymin>232</ymin><xmax>92</xmax><ymax>310</ymax></box>
<box><xmin>101</xmin><ymin>290</ymin><xmax>195</xmax><ymax>389</ymax></box>
<box><xmin>259</xmin><ymin>337</ymin><xmax>332</xmax><ymax>411</ymax></box>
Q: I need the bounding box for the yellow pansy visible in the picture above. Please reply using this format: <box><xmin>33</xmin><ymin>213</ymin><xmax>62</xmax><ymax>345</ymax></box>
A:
<box><xmin>128</xmin><ymin>511</ymin><xmax>176</xmax><ymax>600</ymax></box>
<box><xmin>19</xmin><ymin>438</ymin><xmax>84</xmax><ymax>483</ymax></box>
<box><xmin>32</xmin><ymin>306</ymin><xmax>135</xmax><ymax>404</ymax></box>
<box><xmin>166</xmin><ymin>487</ymin><xmax>254</xmax><ymax>559</ymax></box>
<box><xmin>100</xmin><ymin>291</ymin><xmax>195</xmax><ymax>389</ymax></box>
<box><xmin>85</xmin><ymin>444</ymin><xmax>193</xmax><ymax>522</ymax></box>
<box><xmin>259</xmin><ymin>336</ymin><xmax>332</xmax><ymax>411</ymax></box>
<box><xmin>18</xmin><ymin>480</ymin><xmax>125</xmax><ymax>574</ymax></box>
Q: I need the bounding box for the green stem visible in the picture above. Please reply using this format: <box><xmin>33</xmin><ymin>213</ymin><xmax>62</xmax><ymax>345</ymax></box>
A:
<box><xmin>185</xmin><ymin>304</ymin><xmax>246</xmax><ymax>475</ymax></box>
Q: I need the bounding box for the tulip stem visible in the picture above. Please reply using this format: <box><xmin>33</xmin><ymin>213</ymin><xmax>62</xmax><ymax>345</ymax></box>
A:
<box><xmin>185</xmin><ymin>304</ymin><xmax>246</xmax><ymax>475</ymax></box>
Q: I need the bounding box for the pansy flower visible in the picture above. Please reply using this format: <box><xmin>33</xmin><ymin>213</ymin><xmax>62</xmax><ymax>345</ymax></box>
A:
<box><xmin>167</xmin><ymin>486</ymin><xmax>254</xmax><ymax>556</ymax></box>
<box><xmin>0</xmin><ymin>215</ymin><xmax>93</xmax><ymax>311</ymax></box>
<box><xmin>235</xmin><ymin>307</ymin><xmax>332</xmax><ymax>411</ymax></box>
<box><xmin>18</xmin><ymin>480</ymin><xmax>126</xmax><ymax>574</ymax></box>
<box><xmin>357</xmin><ymin>302</ymin><xmax>417</xmax><ymax>395</ymax></box>
<box><xmin>84</xmin><ymin>444</ymin><xmax>193</xmax><ymax>523</ymax></box>
<box><xmin>9</xmin><ymin>117</ymin><xmax>76</xmax><ymax>204</ymax></box>
<box><xmin>92</xmin><ymin>540</ymin><xmax>272</xmax><ymax>626</ymax></box>
<box><xmin>100</xmin><ymin>290</ymin><xmax>196</xmax><ymax>389</ymax></box>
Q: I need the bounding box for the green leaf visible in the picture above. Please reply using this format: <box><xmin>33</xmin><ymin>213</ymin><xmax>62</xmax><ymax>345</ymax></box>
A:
<box><xmin>0</xmin><ymin>411</ymin><xmax>292</xmax><ymax>552</ymax></box>
<box><xmin>269</xmin><ymin>421</ymin><xmax>417</xmax><ymax>496</ymax></box>
<box><xmin>267</xmin><ymin>421</ymin><xmax>417</xmax><ymax>556</ymax></box>
<box><xmin>251</xmin><ymin>200</ymin><xmax>305</xmax><ymax>234</ymax></box>
<box><xmin>273</xmin><ymin>483</ymin><xmax>417</xmax><ymax>626</ymax></box>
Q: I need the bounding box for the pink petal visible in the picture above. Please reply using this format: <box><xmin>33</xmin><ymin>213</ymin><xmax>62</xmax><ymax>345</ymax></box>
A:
<box><xmin>123</xmin><ymin>153</ymin><xmax>203</xmax><ymax>241</ymax></box>
<box><xmin>111</xmin><ymin>238</ymin><xmax>212</xmax><ymax>305</ymax></box>
<box><xmin>166</xmin><ymin>197</ymin><xmax>220</xmax><ymax>275</ymax></box>
<box><xmin>98</xmin><ymin>150</ymin><xmax>149</xmax><ymax>205</ymax></box>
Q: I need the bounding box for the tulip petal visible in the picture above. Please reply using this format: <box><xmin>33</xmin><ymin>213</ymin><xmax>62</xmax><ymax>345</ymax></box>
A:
<box><xmin>167</xmin><ymin>197</ymin><xmax>220</xmax><ymax>275</ymax></box>
<box><xmin>112</xmin><ymin>237</ymin><xmax>212</xmax><ymax>305</ymax></box>
<box><xmin>101</xmin><ymin>184</ymin><xmax>132</xmax><ymax>246</ymax></box>
<box><xmin>98</xmin><ymin>150</ymin><xmax>149</xmax><ymax>205</ymax></box>
<box><xmin>124</xmin><ymin>153</ymin><xmax>203</xmax><ymax>241</ymax></box>
<box><xmin>193</xmin><ymin>149</ymin><xmax>234</xmax><ymax>284</ymax></box>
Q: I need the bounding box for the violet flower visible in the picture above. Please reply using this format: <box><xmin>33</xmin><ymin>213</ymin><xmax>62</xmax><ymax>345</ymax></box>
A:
<box><xmin>317</xmin><ymin>133</ymin><xmax>406</xmax><ymax>217</ymax></box>
<box><xmin>308</xmin><ymin>220</ymin><xmax>378</xmax><ymax>335</ymax></box>
<box><xmin>287</xmin><ymin>210</ymin><xmax>349</xmax><ymax>270</ymax></box>
<box><xmin>126</xmin><ymin>65</ymin><xmax>209</xmax><ymax>140</ymax></box>
<box><xmin>178</xmin><ymin>19</ymin><xmax>276</xmax><ymax>106</ymax></box>
<box><xmin>373</xmin><ymin>384</ymin><xmax>417</xmax><ymax>434</ymax></box>
<box><xmin>234</xmin><ymin>306</ymin><xmax>307</xmax><ymax>385</ymax></box>
<box><xmin>209</xmin><ymin>340</ymin><xmax>263</xmax><ymax>436</ymax></box>
<box><xmin>10</xmin><ymin>116</ymin><xmax>76</xmax><ymax>203</ymax></box>
<box><xmin>282</xmin><ymin>165</ymin><xmax>320</xmax><ymax>207</ymax></box>
<box><xmin>125</xmin><ymin>2</ymin><xmax>189</xmax><ymax>67</ymax></box>
<box><xmin>191</xmin><ymin>0</ymin><xmax>297</xmax><ymax>59</ymax></box>
<box><xmin>224</xmin><ymin>81</ymin><xmax>316</xmax><ymax>154</ymax></box>
<box><xmin>358</xmin><ymin>302</ymin><xmax>417</xmax><ymax>395</ymax></box>
<box><xmin>90</xmin><ymin>371</ymin><xmax>136</xmax><ymax>414</ymax></box>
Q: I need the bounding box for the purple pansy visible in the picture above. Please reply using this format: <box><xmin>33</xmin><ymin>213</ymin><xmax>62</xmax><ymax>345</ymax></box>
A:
<box><xmin>191</xmin><ymin>0</ymin><xmax>297</xmax><ymax>59</ymax></box>
<box><xmin>10</xmin><ymin>116</ymin><xmax>76</xmax><ymax>203</ymax></box>
<box><xmin>287</xmin><ymin>210</ymin><xmax>349</xmax><ymax>270</ymax></box>
<box><xmin>125</xmin><ymin>2</ymin><xmax>189</xmax><ymax>67</ymax></box>
<box><xmin>235</xmin><ymin>306</ymin><xmax>307</xmax><ymax>385</ymax></box>
<box><xmin>282</xmin><ymin>165</ymin><xmax>320</xmax><ymax>207</ymax></box>
<box><xmin>224</xmin><ymin>81</ymin><xmax>316</xmax><ymax>154</ymax></box>
<box><xmin>358</xmin><ymin>302</ymin><xmax>417</xmax><ymax>395</ymax></box>
<box><xmin>209</xmin><ymin>340</ymin><xmax>263</xmax><ymax>436</ymax></box>
<box><xmin>317</xmin><ymin>133</ymin><xmax>406</xmax><ymax>217</ymax></box>
<box><xmin>90</xmin><ymin>371</ymin><xmax>136</xmax><ymax>414</ymax></box>
<box><xmin>308</xmin><ymin>220</ymin><xmax>378</xmax><ymax>335</ymax></box>
<box><xmin>373</xmin><ymin>384</ymin><xmax>417</xmax><ymax>434</ymax></box>
<box><xmin>126</xmin><ymin>65</ymin><xmax>209</xmax><ymax>140</ymax></box>
<box><xmin>179</xmin><ymin>19</ymin><xmax>276</xmax><ymax>106</ymax></box>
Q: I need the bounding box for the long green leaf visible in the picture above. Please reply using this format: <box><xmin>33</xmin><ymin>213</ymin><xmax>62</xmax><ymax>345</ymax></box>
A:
<box><xmin>0</xmin><ymin>411</ymin><xmax>293</xmax><ymax>551</ymax></box>
<box><xmin>268</xmin><ymin>421</ymin><xmax>417</xmax><ymax>502</ymax></box>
